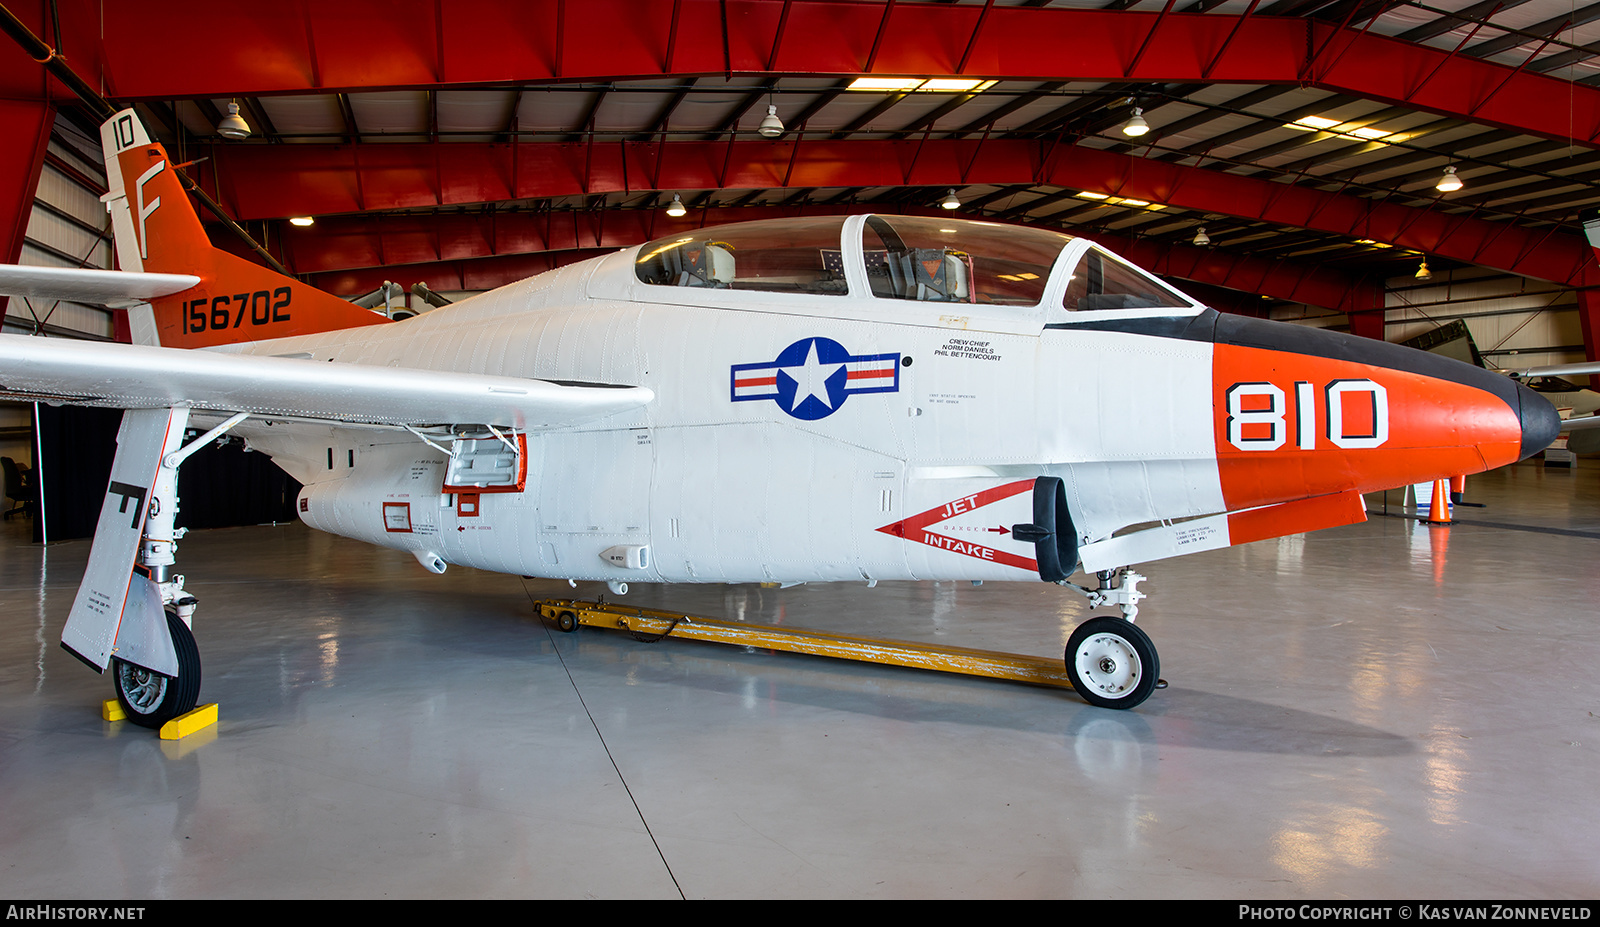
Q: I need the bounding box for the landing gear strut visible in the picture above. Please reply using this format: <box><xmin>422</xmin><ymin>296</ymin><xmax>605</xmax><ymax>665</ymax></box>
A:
<box><xmin>1060</xmin><ymin>567</ymin><xmax>1162</xmax><ymax>709</ymax></box>
<box><xmin>114</xmin><ymin>412</ymin><xmax>248</xmax><ymax>729</ymax></box>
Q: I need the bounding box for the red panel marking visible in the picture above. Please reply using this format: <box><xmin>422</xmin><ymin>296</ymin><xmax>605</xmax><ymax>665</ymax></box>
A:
<box><xmin>383</xmin><ymin>502</ymin><xmax>413</xmax><ymax>533</ymax></box>
<box><xmin>1225</xmin><ymin>491</ymin><xmax>1367</xmax><ymax>547</ymax></box>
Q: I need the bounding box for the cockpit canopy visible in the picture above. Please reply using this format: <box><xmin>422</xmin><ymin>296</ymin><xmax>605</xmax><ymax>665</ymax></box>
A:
<box><xmin>632</xmin><ymin>214</ymin><xmax>1197</xmax><ymax>315</ymax></box>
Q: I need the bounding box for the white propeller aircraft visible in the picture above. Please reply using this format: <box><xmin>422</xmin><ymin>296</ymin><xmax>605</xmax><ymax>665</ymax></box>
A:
<box><xmin>0</xmin><ymin>110</ymin><xmax>1562</xmax><ymax>720</ymax></box>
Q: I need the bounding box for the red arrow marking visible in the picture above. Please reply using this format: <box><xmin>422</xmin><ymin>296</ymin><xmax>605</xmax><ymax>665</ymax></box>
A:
<box><xmin>877</xmin><ymin>479</ymin><xmax>1037</xmax><ymax>573</ymax></box>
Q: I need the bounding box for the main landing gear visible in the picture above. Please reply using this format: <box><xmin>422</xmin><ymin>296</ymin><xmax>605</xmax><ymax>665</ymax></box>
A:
<box><xmin>1060</xmin><ymin>568</ymin><xmax>1163</xmax><ymax>709</ymax></box>
<box><xmin>111</xmin><ymin>412</ymin><xmax>247</xmax><ymax>729</ymax></box>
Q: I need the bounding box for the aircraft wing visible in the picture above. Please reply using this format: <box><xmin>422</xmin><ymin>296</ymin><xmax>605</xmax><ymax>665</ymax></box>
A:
<box><xmin>1502</xmin><ymin>360</ymin><xmax>1600</xmax><ymax>380</ymax></box>
<box><xmin>0</xmin><ymin>263</ymin><xmax>200</xmax><ymax>306</ymax></box>
<box><xmin>0</xmin><ymin>334</ymin><xmax>652</xmax><ymax>430</ymax></box>
<box><xmin>1561</xmin><ymin>414</ymin><xmax>1600</xmax><ymax>431</ymax></box>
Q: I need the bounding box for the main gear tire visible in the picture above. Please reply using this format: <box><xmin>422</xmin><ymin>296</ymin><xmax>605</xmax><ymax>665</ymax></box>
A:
<box><xmin>112</xmin><ymin>609</ymin><xmax>202</xmax><ymax>729</ymax></box>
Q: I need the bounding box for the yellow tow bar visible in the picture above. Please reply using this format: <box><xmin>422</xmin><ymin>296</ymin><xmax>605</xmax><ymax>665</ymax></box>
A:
<box><xmin>533</xmin><ymin>598</ymin><xmax>1075</xmax><ymax>690</ymax></box>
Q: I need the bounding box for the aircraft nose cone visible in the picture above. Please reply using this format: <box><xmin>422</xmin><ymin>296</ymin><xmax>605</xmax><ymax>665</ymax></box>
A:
<box><xmin>1514</xmin><ymin>380</ymin><xmax>1562</xmax><ymax>459</ymax></box>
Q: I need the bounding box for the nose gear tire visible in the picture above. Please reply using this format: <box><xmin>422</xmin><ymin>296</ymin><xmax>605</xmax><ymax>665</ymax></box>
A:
<box><xmin>1065</xmin><ymin>616</ymin><xmax>1159</xmax><ymax>709</ymax></box>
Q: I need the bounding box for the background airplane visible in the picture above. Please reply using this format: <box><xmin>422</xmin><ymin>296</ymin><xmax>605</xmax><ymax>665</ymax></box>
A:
<box><xmin>0</xmin><ymin>109</ymin><xmax>1561</xmax><ymax>720</ymax></box>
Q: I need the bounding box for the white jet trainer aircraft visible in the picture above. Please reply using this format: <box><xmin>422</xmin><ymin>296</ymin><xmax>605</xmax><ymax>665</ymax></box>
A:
<box><xmin>0</xmin><ymin>110</ymin><xmax>1562</xmax><ymax>721</ymax></box>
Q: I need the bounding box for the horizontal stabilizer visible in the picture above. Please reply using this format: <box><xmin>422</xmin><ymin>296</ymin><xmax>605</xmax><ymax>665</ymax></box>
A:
<box><xmin>0</xmin><ymin>264</ymin><xmax>199</xmax><ymax>306</ymax></box>
<box><xmin>0</xmin><ymin>334</ymin><xmax>653</xmax><ymax>430</ymax></box>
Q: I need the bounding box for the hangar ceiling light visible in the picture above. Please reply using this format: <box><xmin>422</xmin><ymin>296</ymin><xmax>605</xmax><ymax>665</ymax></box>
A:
<box><xmin>1286</xmin><ymin>115</ymin><xmax>1399</xmax><ymax>142</ymax></box>
<box><xmin>758</xmin><ymin>104</ymin><xmax>784</xmax><ymax>138</ymax></box>
<box><xmin>846</xmin><ymin>78</ymin><xmax>997</xmax><ymax>93</ymax></box>
<box><xmin>217</xmin><ymin>101</ymin><xmax>251</xmax><ymax>140</ymax></box>
<box><xmin>1074</xmin><ymin>191</ymin><xmax>1165</xmax><ymax>211</ymax></box>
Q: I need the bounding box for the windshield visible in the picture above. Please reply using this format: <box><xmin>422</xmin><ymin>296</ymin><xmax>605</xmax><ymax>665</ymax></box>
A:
<box><xmin>1527</xmin><ymin>376</ymin><xmax>1582</xmax><ymax>392</ymax></box>
<box><xmin>1060</xmin><ymin>247</ymin><xmax>1193</xmax><ymax>312</ymax></box>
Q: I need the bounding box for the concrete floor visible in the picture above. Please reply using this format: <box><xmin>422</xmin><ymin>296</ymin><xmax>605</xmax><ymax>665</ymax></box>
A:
<box><xmin>1</xmin><ymin>459</ymin><xmax>1598</xmax><ymax>899</ymax></box>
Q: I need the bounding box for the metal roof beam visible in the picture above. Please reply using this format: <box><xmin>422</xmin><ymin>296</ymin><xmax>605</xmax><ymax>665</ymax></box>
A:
<box><xmin>29</xmin><ymin>5</ymin><xmax>1600</xmax><ymax>147</ymax></box>
<box><xmin>193</xmin><ymin>134</ymin><xmax>1591</xmax><ymax>285</ymax></box>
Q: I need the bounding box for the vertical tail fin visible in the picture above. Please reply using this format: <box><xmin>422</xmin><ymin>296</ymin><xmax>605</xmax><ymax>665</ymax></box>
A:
<box><xmin>101</xmin><ymin>110</ymin><xmax>388</xmax><ymax>347</ymax></box>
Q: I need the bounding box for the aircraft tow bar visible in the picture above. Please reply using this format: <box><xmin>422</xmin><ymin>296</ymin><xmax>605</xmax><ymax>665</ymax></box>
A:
<box><xmin>532</xmin><ymin>598</ymin><xmax>1079</xmax><ymax>691</ymax></box>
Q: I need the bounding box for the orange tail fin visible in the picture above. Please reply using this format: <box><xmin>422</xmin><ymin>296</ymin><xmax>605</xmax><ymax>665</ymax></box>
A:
<box><xmin>101</xmin><ymin>109</ymin><xmax>388</xmax><ymax>348</ymax></box>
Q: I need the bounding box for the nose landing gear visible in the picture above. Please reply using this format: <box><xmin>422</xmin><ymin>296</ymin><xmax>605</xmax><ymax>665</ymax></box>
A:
<box><xmin>1064</xmin><ymin>615</ymin><xmax>1159</xmax><ymax>709</ymax></box>
<box><xmin>1060</xmin><ymin>567</ymin><xmax>1163</xmax><ymax>709</ymax></box>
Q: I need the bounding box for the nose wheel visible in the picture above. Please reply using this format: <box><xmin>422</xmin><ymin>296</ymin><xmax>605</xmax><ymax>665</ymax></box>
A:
<box><xmin>1065</xmin><ymin>615</ymin><xmax>1159</xmax><ymax>709</ymax></box>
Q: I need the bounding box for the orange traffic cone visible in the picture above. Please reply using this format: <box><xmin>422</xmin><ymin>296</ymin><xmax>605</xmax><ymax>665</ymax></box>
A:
<box><xmin>1425</xmin><ymin>477</ymin><xmax>1452</xmax><ymax>525</ymax></box>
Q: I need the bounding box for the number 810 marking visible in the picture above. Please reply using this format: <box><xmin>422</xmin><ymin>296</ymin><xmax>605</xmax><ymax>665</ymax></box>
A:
<box><xmin>1226</xmin><ymin>379</ymin><xmax>1388</xmax><ymax>452</ymax></box>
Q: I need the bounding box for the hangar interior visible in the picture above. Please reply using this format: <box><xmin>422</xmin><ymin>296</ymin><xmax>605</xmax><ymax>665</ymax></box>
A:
<box><xmin>1</xmin><ymin>0</ymin><xmax>1599</xmax><ymax>899</ymax></box>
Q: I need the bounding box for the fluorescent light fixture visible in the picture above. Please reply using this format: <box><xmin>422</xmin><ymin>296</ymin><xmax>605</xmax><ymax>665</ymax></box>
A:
<box><xmin>1292</xmin><ymin>116</ymin><xmax>1341</xmax><ymax>131</ymax></box>
<box><xmin>847</xmin><ymin>77</ymin><xmax>998</xmax><ymax>93</ymax></box>
<box><xmin>918</xmin><ymin>79</ymin><xmax>996</xmax><ymax>93</ymax></box>
<box><xmin>1436</xmin><ymin>166</ymin><xmax>1463</xmax><ymax>192</ymax></box>
<box><xmin>847</xmin><ymin>77</ymin><xmax>924</xmax><ymax>92</ymax></box>
<box><xmin>1073</xmin><ymin>191</ymin><xmax>1164</xmax><ymax>210</ymax></box>
<box><xmin>1287</xmin><ymin>115</ymin><xmax>1395</xmax><ymax>142</ymax></box>
<box><xmin>289</xmin><ymin>216</ymin><xmax>315</xmax><ymax>227</ymax></box>
<box><xmin>666</xmin><ymin>194</ymin><xmax>686</xmax><ymax>217</ymax></box>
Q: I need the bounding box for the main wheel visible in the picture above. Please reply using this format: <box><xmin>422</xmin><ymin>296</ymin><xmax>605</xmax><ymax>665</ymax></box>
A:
<box><xmin>1065</xmin><ymin>615</ymin><xmax>1159</xmax><ymax>709</ymax></box>
<box><xmin>112</xmin><ymin>609</ymin><xmax>202</xmax><ymax>729</ymax></box>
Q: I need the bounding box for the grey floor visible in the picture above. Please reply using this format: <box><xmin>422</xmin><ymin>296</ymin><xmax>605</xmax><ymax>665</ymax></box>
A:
<box><xmin>2</xmin><ymin>460</ymin><xmax>1598</xmax><ymax>899</ymax></box>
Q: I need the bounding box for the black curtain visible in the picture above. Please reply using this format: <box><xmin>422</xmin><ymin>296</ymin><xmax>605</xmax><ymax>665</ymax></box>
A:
<box><xmin>33</xmin><ymin>405</ymin><xmax>301</xmax><ymax>542</ymax></box>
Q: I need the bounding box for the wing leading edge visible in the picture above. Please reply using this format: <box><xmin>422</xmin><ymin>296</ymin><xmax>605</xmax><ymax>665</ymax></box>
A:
<box><xmin>0</xmin><ymin>334</ymin><xmax>653</xmax><ymax>430</ymax></box>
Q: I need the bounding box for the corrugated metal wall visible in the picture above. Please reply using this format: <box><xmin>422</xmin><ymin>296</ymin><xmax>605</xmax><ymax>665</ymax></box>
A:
<box><xmin>3</xmin><ymin>115</ymin><xmax>113</xmax><ymax>341</ymax></box>
<box><xmin>1386</xmin><ymin>270</ymin><xmax>1582</xmax><ymax>373</ymax></box>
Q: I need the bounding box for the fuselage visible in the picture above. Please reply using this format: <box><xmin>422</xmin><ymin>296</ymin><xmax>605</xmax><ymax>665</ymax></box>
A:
<box><xmin>217</xmin><ymin>214</ymin><xmax>1557</xmax><ymax>586</ymax></box>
